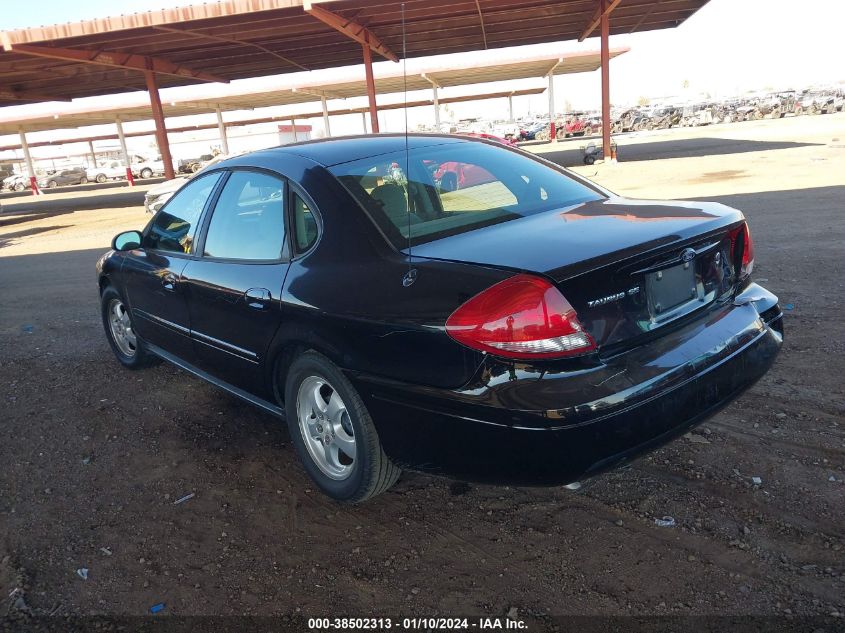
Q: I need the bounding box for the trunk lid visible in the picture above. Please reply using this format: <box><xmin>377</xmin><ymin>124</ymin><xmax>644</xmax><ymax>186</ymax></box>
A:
<box><xmin>410</xmin><ymin>197</ymin><xmax>747</xmax><ymax>350</ymax></box>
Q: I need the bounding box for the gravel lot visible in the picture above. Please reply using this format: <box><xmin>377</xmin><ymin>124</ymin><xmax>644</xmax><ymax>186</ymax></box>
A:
<box><xmin>1</xmin><ymin>114</ymin><xmax>843</xmax><ymax>624</ymax></box>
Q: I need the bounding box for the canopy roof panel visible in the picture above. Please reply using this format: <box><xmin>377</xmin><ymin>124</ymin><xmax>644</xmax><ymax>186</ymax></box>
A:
<box><xmin>0</xmin><ymin>0</ymin><xmax>706</xmax><ymax>105</ymax></box>
<box><xmin>0</xmin><ymin>47</ymin><xmax>622</xmax><ymax>134</ymax></box>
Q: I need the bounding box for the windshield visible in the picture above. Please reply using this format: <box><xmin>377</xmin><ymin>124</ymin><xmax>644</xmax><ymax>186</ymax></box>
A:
<box><xmin>329</xmin><ymin>141</ymin><xmax>603</xmax><ymax>249</ymax></box>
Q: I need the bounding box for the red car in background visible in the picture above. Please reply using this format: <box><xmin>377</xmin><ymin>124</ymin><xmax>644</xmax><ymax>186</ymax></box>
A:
<box><xmin>561</xmin><ymin>113</ymin><xmax>597</xmax><ymax>137</ymax></box>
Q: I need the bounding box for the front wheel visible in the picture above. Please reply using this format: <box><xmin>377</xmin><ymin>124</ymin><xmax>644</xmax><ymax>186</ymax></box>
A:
<box><xmin>101</xmin><ymin>286</ymin><xmax>159</xmax><ymax>369</ymax></box>
<box><xmin>140</xmin><ymin>168</ymin><xmax>153</xmax><ymax>179</ymax></box>
<box><xmin>284</xmin><ymin>351</ymin><xmax>401</xmax><ymax>503</ymax></box>
<box><xmin>96</xmin><ymin>174</ymin><xmax>107</xmax><ymax>183</ymax></box>
<box><xmin>80</xmin><ymin>176</ymin><xmax>88</xmax><ymax>185</ymax></box>
<box><xmin>47</xmin><ymin>180</ymin><xmax>57</xmax><ymax>189</ymax></box>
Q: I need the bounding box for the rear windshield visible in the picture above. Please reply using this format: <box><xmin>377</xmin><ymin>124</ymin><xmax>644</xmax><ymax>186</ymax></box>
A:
<box><xmin>328</xmin><ymin>141</ymin><xmax>603</xmax><ymax>249</ymax></box>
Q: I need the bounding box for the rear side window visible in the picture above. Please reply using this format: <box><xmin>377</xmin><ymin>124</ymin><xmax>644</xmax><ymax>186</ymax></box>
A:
<box><xmin>329</xmin><ymin>141</ymin><xmax>602</xmax><ymax>249</ymax></box>
<box><xmin>292</xmin><ymin>192</ymin><xmax>318</xmax><ymax>254</ymax></box>
<box><xmin>202</xmin><ymin>171</ymin><xmax>286</xmax><ymax>261</ymax></box>
<box><xmin>145</xmin><ymin>173</ymin><xmax>222</xmax><ymax>254</ymax></box>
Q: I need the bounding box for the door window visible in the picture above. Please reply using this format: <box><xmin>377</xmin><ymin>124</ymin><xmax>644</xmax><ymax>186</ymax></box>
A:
<box><xmin>144</xmin><ymin>173</ymin><xmax>222</xmax><ymax>254</ymax></box>
<box><xmin>202</xmin><ymin>171</ymin><xmax>286</xmax><ymax>261</ymax></box>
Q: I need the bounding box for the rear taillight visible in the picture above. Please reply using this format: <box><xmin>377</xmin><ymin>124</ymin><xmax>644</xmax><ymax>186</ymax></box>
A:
<box><xmin>445</xmin><ymin>274</ymin><xmax>596</xmax><ymax>360</ymax></box>
<box><xmin>730</xmin><ymin>222</ymin><xmax>754</xmax><ymax>278</ymax></box>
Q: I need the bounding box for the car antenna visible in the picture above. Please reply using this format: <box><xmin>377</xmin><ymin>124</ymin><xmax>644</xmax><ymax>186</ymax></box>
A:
<box><xmin>401</xmin><ymin>2</ymin><xmax>418</xmax><ymax>288</ymax></box>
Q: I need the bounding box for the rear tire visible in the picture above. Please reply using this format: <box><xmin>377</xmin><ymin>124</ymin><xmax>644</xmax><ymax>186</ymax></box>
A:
<box><xmin>100</xmin><ymin>286</ymin><xmax>159</xmax><ymax>369</ymax></box>
<box><xmin>284</xmin><ymin>351</ymin><xmax>401</xmax><ymax>503</ymax></box>
<box><xmin>140</xmin><ymin>168</ymin><xmax>153</xmax><ymax>179</ymax></box>
<box><xmin>47</xmin><ymin>180</ymin><xmax>57</xmax><ymax>189</ymax></box>
<box><xmin>96</xmin><ymin>174</ymin><xmax>107</xmax><ymax>184</ymax></box>
<box><xmin>13</xmin><ymin>182</ymin><xmax>25</xmax><ymax>192</ymax></box>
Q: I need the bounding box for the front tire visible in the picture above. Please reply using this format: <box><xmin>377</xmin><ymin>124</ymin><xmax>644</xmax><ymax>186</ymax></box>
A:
<box><xmin>284</xmin><ymin>351</ymin><xmax>400</xmax><ymax>503</ymax></box>
<box><xmin>140</xmin><ymin>168</ymin><xmax>153</xmax><ymax>179</ymax></box>
<box><xmin>96</xmin><ymin>174</ymin><xmax>107</xmax><ymax>184</ymax></box>
<box><xmin>100</xmin><ymin>286</ymin><xmax>159</xmax><ymax>369</ymax></box>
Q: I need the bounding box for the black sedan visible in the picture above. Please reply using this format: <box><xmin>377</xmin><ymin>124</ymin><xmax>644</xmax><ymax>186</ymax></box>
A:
<box><xmin>97</xmin><ymin>135</ymin><xmax>783</xmax><ymax>503</ymax></box>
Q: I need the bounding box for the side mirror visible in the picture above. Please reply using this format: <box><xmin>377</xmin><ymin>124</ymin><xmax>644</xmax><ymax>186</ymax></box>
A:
<box><xmin>112</xmin><ymin>230</ymin><xmax>142</xmax><ymax>251</ymax></box>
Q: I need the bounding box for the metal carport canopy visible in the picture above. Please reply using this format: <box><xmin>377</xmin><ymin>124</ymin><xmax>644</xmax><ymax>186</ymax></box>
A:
<box><xmin>0</xmin><ymin>47</ymin><xmax>625</xmax><ymax>135</ymax></box>
<box><xmin>0</xmin><ymin>0</ymin><xmax>706</xmax><ymax>104</ymax></box>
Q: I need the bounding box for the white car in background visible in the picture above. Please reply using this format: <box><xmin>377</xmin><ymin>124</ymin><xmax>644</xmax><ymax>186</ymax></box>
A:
<box><xmin>143</xmin><ymin>152</ymin><xmax>240</xmax><ymax>213</ymax></box>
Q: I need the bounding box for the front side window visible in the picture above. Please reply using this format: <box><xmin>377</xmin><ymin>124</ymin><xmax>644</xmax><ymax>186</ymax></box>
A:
<box><xmin>329</xmin><ymin>141</ymin><xmax>602</xmax><ymax>249</ymax></box>
<box><xmin>203</xmin><ymin>171</ymin><xmax>286</xmax><ymax>260</ymax></box>
<box><xmin>144</xmin><ymin>173</ymin><xmax>222</xmax><ymax>254</ymax></box>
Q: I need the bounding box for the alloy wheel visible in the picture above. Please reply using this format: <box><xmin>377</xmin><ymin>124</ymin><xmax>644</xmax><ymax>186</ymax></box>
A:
<box><xmin>296</xmin><ymin>376</ymin><xmax>356</xmax><ymax>480</ymax></box>
<box><xmin>108</xmin><ymin>298</ymin><xmax>137</xmax><ymax>357</ymax></box>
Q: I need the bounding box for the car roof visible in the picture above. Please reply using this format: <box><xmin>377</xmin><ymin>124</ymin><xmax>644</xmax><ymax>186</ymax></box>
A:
<box><xmin>233</xmin><ymin>133</ymin><xmax>470</xmax><ymax>168</ymax></box>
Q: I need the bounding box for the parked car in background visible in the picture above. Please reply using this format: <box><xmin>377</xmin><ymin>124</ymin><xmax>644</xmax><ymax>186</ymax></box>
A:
<box><xmin>99</xmin><ymin>134</ymin><xmax>782</xmax><ymax>503</ymax></box>
<box><xmin>87</xmin><ymin>161</ymin><xmax>129</xmax><ymax>183</ymax></box>
<box><xmin>177</xmin><ymin>153</ymin><xmax>216</xmax><ymax>174</ymax></box>
<box><xmin>38</xmin><ymin>167</ymin><xmax>88</xmax><ymax>188</ymax></box>
<box><xmin>2</xmin><ymin>174</ymin><xmax>28</xmax><ymax>191</ymax></box>
<box><xmin>561</xmin><ymin>113</ymin><xmax>595</xmax><ymax>137</ymax></box>
<box><xmin>144</xmin><ymin>153</ymin><xmax>238</xmax><ymax>213</ymax></box>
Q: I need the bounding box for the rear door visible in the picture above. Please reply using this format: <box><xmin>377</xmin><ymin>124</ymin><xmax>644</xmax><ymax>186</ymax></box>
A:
<box><xmin>122</xmin><ymin>172</ymin><xmax>223</xmax><ymax>360</ymax></box>
<box><xmin>181</xmin><ymin>169</ymin><xmax>290</xmax><ymax>397</ymax></box>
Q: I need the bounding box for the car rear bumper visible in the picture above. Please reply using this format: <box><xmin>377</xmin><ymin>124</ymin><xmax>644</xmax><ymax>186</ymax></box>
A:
<box><xmin>351</xmin><ymin>283</ymin><xmax>783</xmax><ymax>485</ymax></box>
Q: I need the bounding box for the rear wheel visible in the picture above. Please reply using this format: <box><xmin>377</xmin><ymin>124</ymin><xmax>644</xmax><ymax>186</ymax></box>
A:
<box><xmin>96</xmin><ymin>174</ymin><xmax>107</xmax><ymax>183</ymax></box>
<box><xmin>100</xmin><ymin>286</ymin><xmax>159</xmax><ymax>369</ymax></box>
<box><xmin>284</xmin><ymin>351</ymin><xmax>400</xmax><ymax>503</ymax></box>
<box><xmin>140</xmin><ymin>168</ymin><xmax>153</xmax><ymax>179</ymax></box>
<box><xmin>47</xmin><ymin>180</ymin><xmax>57</xmax><ymax>189</ymax></box>
<box><xmin>13</xmin><ymin>182</ymin><xmax>25</xmax><ymax>192</ymax></box>
<box><xmin>80</xmin><ymin>176</ymin><xmax>88</xmax><ymax>185</ymax></box>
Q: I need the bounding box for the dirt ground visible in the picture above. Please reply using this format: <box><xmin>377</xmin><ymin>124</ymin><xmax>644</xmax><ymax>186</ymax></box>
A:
<box><xmin>1</xmin><ymin>114</ymin><xmax>843</xmax><ymax>625</ymax></box>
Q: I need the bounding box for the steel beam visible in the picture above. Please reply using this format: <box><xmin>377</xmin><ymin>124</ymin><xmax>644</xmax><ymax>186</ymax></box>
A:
<box><xmin>0</xmin><ymin>88</ymin><xmax>69</xmax><ymax>103</ymax></box>
<box><xmin>548</xmin><ymin>72</ymin><xmax>556</xmax><ymax>141</ymax></box>
<box><xmin>215</xmin><ymin>107</ymin><xmax>230</xmax><ymax>154</ymax></box>
<box><xmin>600</xmin><ymin>0</ymin><xmax>612</xmax><ymax>159</ymax></box>
<box><xmin>145</xmin><ymin>70</ymin><xmax>176</xmax><ymax>180</ymax></box>
<box><xmin>115</xmin><ymin>119</ymin><xmax>131</xmax><ymax>165</ymax></box>
<box><xmin>362</xmin><ymin>44</ymin><xmax>380</xmax><ymax>133</ymax></box>
<box><xmin>9</xmin><ymin>43</ymin><xmax>228</xmax><ymax>84</ymax></box>
<box><xmin>87</xmin><ymin>140</ymin><xmax>97</xmax><ymax>167</ymax></box>
<box><xmin>508</xmin><ymin>93</ymin><xmax>514</xmax><ymax>123</ymax></box>
<box><xmin>303</xmin><ymin>1</ymin><xmax>398</xmax><ymax>63</ymax></box>
<box><xmin>579</xmin><ymin>0</ymin><xmax>623</xmax><ymax>41</ymax></box>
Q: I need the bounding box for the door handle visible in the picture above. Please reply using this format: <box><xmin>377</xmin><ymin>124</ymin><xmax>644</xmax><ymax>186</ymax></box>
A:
<box><xmin>244</xmin><ymin>287</ymin><xmax>272</xmax><ymax>310</ymax></box>
<box><xmin>162</xmin><ymin>272</ymin><xmax>178</xmax><ymax>291</ymax></box>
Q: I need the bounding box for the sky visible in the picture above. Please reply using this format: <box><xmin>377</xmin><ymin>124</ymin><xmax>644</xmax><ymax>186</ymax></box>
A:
<box><xmin>2</xmin><ymin>0</ymin><xmax>844</xmax><ymax>163</ymax></box>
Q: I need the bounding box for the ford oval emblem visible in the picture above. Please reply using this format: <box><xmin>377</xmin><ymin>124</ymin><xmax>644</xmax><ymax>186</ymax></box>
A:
<box><xmin>680</xmin><ymin>248</ymin><xmax>696</xmax><ymax>263</ymax></box>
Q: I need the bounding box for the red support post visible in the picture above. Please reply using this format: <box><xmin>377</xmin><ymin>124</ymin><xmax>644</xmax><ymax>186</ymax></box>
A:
<box><xmin>125</xmin><ymin>167</ymin><xmax>136</xmax><ymax>187</ymax></box>
<box><xmin>362</xmin><ymin>44</ymin><xmax>380</xmax><ymax>134</ymax></box>
<box><xmin>144</xmin><ymin>70</ymin><xmax>176</xmax><ymax>180</ymax></box>
<box><xmin>600</xmin><ymin>0</ymin><xmax>612</xmax><ymax>160</ymax></box>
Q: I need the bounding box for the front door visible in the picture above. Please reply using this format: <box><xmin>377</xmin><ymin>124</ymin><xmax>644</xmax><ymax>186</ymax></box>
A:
<box><xmin>182</xmin><ymin>169</ymin><xmax>290</xmax><ymax>397</ymax></box>
<box><xmin>122</xmin><ymin>172</ymin><xmax>223</xmax><ymax>360</ymax></box>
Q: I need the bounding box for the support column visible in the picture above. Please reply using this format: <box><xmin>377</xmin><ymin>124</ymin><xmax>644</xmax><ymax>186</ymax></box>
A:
<box><xmin>548</xmin><ymin>73</ymin><xmax>557</xmax><ymax>141</ymax></box>
<box><xmin>18</xmin><ymin>129</ymin><xmax>38</xmax><ymax>195</ymax></box>
<box><xmin>508</xmin><ymin>93</ymin><xmax>514</xmax><ymax>123</ymax></box>
<box><xmin>87</xmin><ymin>140</ymin><xmax>97</xmax><ymax>168</ymax></box>
<box><xmin>432</xmin><ymin>85</ymin><xmax>441</xmax><ymax>130</ymax></box>
<box><xmin>321</xmin><ymin>96</ymin><xmax>332</xmax><ymax>137</ymax></box>
<box><xmin>291</xmin><ymin>119</ymin><xmax>298</xmax><ymax>142</ymax></box>
<box><xmin>115</xmin><ymin>118</ymin><xmax>131</xmax><ymax>166</ymax></box>
<box><xmin>362</xmin><ymin>44</ymin><xmax>379</xmax><ymax>133</ymax></box>
<box><xmin>601</xmin><ymin>0</ymin><xmax>612</xmax><ymax>160</ymax></box>
<box><xmin>361</xmin><ymin>111</ymin><xmax>368</xmax><ymax>133</ymax></box>
<box><xmin>144</xmin><ymin>69</ymin><xmax>175</xmax><ymax>180</ymax></box>
<box><xmin>215</xmin><ymin>107</ymin><xmax>229</xmax><ymax>155</ymax></box>
<box><xmin>115</xmin><ymin>118</ymin><xmax>135</xmax><ymax>186</ymax></box>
